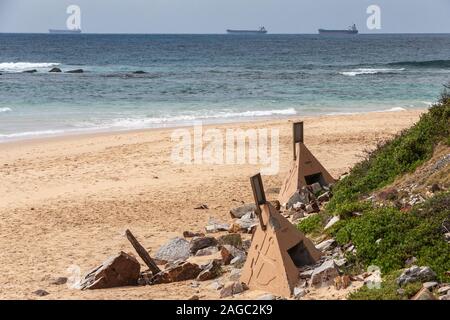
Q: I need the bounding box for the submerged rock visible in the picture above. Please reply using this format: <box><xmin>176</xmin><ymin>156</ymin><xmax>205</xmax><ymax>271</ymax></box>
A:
<box><xmin>49</xmin><ymin>67</ymin><xmax>62</xmax><ymax>73</ymax></box>
<box><xmin>66</xmin><ymin>69</ymin><xmax>84</xmax><ymax>73</ymax></box>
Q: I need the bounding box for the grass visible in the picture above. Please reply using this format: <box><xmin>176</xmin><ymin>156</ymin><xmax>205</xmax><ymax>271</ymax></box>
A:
<box><xmin>330</xmin><ymin>192</ymin><xmax>450</xmax><ymax>282</ymax></box>
<box><xmin>327</xmin><ymin>94</ymin><xmax>450</xmax><ymax>213</ymax></box>
<box><xmin>297</xmin><ymin>214</ymin><xmax>323</xmax><ymax>235</ymax></box>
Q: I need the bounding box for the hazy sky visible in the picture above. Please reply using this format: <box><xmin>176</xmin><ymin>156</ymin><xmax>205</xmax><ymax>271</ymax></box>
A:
<box><xmin>1</xmin><ymin>0</ymin><xmax>450</xmax><ymax>33</ymax></box>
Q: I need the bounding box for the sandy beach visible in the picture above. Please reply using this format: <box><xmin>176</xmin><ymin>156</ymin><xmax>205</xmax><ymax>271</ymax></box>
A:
<box><xmin>0</xmin><ymin>109</ymin><xmax>424</xmax><ymax>300</ymax></box>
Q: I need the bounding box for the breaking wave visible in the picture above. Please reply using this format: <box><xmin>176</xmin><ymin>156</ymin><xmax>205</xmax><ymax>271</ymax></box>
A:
<box><xmin>0</xmin><ymin>62</ymin><xmax>60</xmax><ymax>73</ymax></box>
<box><xmin>340</xmin><ymin>68</ymin><xmax>405</xmax><ymax>76</ymax></box>
<box><xmin>0</xmin><ymin>107</ymin><xmax>12</xmax><ymax>113</ymax></box>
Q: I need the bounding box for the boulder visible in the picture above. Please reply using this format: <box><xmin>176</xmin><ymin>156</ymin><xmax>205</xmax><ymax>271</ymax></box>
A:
<box><xmin>33</xmin><ymin>289</ymin><xmax>49</xmax><ymax>297</ymax></box>
<box><xmin>411</xmin><ymin>288</ymin><xmax>437</xmax><ymax>300</ymax></box>
<box><xmin>154</xmin><ymin>237</ymin><xmax>190</xmax><ymax>263</ymax></box>
<box><xmin>23</xmin><ymin>69</ymin><xmax>37</xmax><ymax>73</ymax></box>
<box><xmin>397</xmin><ymin>266</ymin><xmax>437</xmax><ymax>286</ymax></box>
<box><xmin>49</xmin><ymin>67</ymin><xmax>62</xmax><ymax>73</ymax></box>
<box><xmin>78</xmin><ymin>252</ymin><xmax>140</xmax><ymax>290</ymax></box>
<box><xmin>324</xmin><ymin>216</ymin><xmax>340</xmax><ymax>230</ymax></box>
<box><xmin>197</xmin><ymin>260</ymin><xmax>222</xmax><ymax>281</ymax></box>
<box><xmin>217</xmin><ymin>233</ymin><xmax>242</xmax><ymax>248</ymax></box>
<box><xmin>66</xmin><ymin>69</ymin><xmax>84</xmax><ymax>73</ymax></box>
<box><xmin>133</xmin><ymin>70</ymin><xmax>147</xmax><ymax>74</ymax></box>
<box><xmin>286</xmin><ymin>190</ymin><xmax>310</xmax><ymax>209</ymax></box>
<box><xmin>230</xmin><ymin>204</ymin><xmax>256</xmax><ymax>219</ymax></box>
<box><xmin>305</xmin><ymin>202</ymin><xmax>320</xmax><ymax>214</ymax></box>
<box><xmin>423</xmin><ymin>281</ymin><xmax>439</xmax><ymax>290</ymax></box>
<box><xmin>437</xmin><ymin>286</ymin><xmax>450</xmax><ymax>295</ymax></box>
<box><xmin>220</xmin><ymin>245</ymin><xmax>246</xmax><ymax>265</ymax></box>
<box><xmin>190</xmin><ymin>237</ymin><xmax>218</xmax><ymax>254</ymax></box>
<box><xmin>310</xmin><ymin>182</ymin><xmax>322</xmax><ymax>194</ymax></box>
<box><xmin>195</xmin><ymin>246</ymin><xmax>219</xmax><ymax>257</ymax></box>
<box><xmin>315</xmin><ymin>239</ymin><xmax>336</xmax><ymax>252</ymax></box>
<box><xmin>151</xmin><ymin>261</ymin><xmax>201</xmax><ymax>284</ymax></box>
<box><xmin>219</xmin><ymin>281</ymin><xmax>246</xmax><ymax>298</ymax></box>
<box><xmin>317</xmin><ymin>191</ymin><xmax>332</xmax><ymax>203</ymax></box>
<box><xmin>310</xmin><ymin>260</ymin><xmax>339</xmax><ymax>287</ymax></box>
<box><xmin>183</xmin><ymin>231</ymin><xmax>205</xmax><ymax>238</ymax></box>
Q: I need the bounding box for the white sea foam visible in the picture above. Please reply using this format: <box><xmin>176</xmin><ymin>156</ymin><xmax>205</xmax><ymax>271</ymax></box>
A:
<box><xmin>0</xmin><ymin>107</ymin><xmax>12</xmax><ymax>113</ymax></box>
<box><xmin>340</xmin><ymin>68</ymin><xmax>405</xmax><ymax>76</ymax></box>
<box><xmin>383</xmin><ymin>107</ymin><xmax>407</xmax><ymax>112</ymax></box>
<box><xmin>0</xmin><ymin>62</ymin><xmax>60</xmax><ymax>73</ymax></box>
<box><xmin>108</xmin><ymin>108</ymin><xmax>297</xmax><ymax>128</ymax></box>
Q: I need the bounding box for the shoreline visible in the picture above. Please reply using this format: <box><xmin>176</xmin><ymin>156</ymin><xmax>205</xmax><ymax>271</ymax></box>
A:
<box><xmin>0</xmin><ymin>107</ymin><xmax>426</xmax><ymax>148</ymax></box>
<box><xmin>0</xmin><ymin>108</ymin><xmax>424</xmax><ymax>299</ymax></box>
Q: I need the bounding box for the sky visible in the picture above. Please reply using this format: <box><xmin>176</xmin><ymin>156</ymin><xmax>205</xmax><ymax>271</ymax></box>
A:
<box><xmin>0</xmin><ymin>0</ymin><xmax>450</xmax><ymax>34</ymax></box>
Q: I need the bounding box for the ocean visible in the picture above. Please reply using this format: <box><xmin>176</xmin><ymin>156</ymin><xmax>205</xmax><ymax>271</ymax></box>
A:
<box><xmin>1</xmin><ymin>33</ymin><xmax>449</xmax><ymax>142</ymax></box>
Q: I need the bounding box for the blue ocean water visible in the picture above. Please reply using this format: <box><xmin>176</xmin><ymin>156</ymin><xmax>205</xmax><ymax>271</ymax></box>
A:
<box><xmin>1</xmin><ymin>33</ymin><xmax>450</xmax><ymax>141</ymax></box>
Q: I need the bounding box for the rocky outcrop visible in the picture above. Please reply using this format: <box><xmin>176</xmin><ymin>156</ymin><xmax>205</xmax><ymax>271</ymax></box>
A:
<box><xmin>397</xmin><ymin>266</ymin><xmax>437</xmax><ymax>286</ymax></box>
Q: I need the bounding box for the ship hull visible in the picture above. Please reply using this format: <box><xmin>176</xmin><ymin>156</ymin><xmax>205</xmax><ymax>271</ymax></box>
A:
<box><xmin>226</xmin><ymin>30</ymin><xmax>267</xmax><ymax>35</ymax></box>
<box><xmin>318</xmin><ymin>29</ymin><xmax>358</xmax><ymax>35</ymax></box>
<box><xmin>49</xmin><ymin>29</ymin><xmax>82</xmax><ymax>34</ymax></box>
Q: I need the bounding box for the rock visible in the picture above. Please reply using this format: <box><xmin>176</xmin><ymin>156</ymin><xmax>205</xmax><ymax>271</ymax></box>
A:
<box><xmin>440</xmin><ymin>294</ymin><xmax>450</xmax><ymax>300</ymax></box>
<box><xmin>33</xmin><ymin>289</ymin><xmax>49</xmax><ymax>297</ymax></box>
<box><xmin>293</xmin><ymin>202</ymin><xmax>306</xmax><ymax>210</ymax></box>
<box><xmin>444</xmin><ymin>233</ymin><xmax>450</xmax><ymax>242</ymax></box>
<box><xmin>291</xmin><ymin>211</ymin><xmax>305</xmax><ymax>222</ymax></box>
<box><xmin>188</xmin><ymin>295</ymin><xmax>199</xmax><ymax>300</ymax></box>
<box><xmin>190</xmin><ymin>237</ymin><xmax>218</xmax><ymax>254</ymax></box>
<box><xmin>154</xmin><ymin>237</ymin><xmax>190</xmax><ymax>263</ymax></box>
<box><xmin>137</xmin><ymin>270</ymin><xmax>153</xmax><ymax>286</ymax></box>
<box><xmin>324</xmin><ymin>216</ymin><xmax>340</xmax><ymax>230</ymax></box>
<box><xmin>286</xmin><ymin>190</ymin><xmax>311</xmax><ymax>209</ymax></box>
<box><xmin>310</xmin><ymin>182</ymin><xmax>322</xmax><ymax>194</ymax></box>
<box><xmin>334</xmin><ymin>275</ymin><xmax>351</xmax><ymax>290</ymax></box>
<box><xmin>217</xmin><ymin>233</ymin><xmax>242</xmax><ymax>248</ymax></box>
<box><xmin>405</xmin><ymin>256</ymin><xmax>418</xmax><ymax>266</ymax></box>
<box><xmin>183</xmin><ymin>231</ymin><xmax>205</xmax><ymax>238</ymax></box>
<box><xmin>133</xmin><ymin>70</ymin><xmax>147</xmax><ymax>74</ymax></box>
<box><xmin>23</xmin><ymin>69</ymin><xmax>37</xmax><ymax>73</ymax></box>
<box><xmin>78</xmin><ymin>252</ymin><xmax>140</xmax><ymax>290</ymax></box>
<box><xmin>241</xmin><ymin>240</ymin><xmax>252</xmax><ymax>251</ymax></box>
<box><xmin>49</xmin><ymin>277</ymin><xmax>68</xmax><ymax>285</ymax></box>
<box><xmin>209</xmin><ymin>280</ymin><xmax>224</xmax><ymax>290</ymax></box>
<box><xmin>397</xmin><ymin>266</ymin><xmax>437</xmax><ymax>286</ymax></box>
<box><xmin>437</xmin><ymin>286</ymin><xmax>450</xmax><ymax>295</ymax></box>
<box><xmin>190</xmin><ymin>280</ymin><xmax>200</xmax><ymax>288</ymax></box>
<box><xmin>317</xmin><ymin>191</ymin><xmax>332</xmax><ymax>203</ymax></box>
<box><xmin>194</xmin><ymin>204</ymin><xmax>208</xmax><ymax>210</ymax></box>
<box><xmin>423</xmin><ymin>282</ymin><xmax>439</xmax><ymax>290</ymax></box>
<box><xmin>66</xmin><ymin>69</ymin><xmax>84</xmax><ymax>73</ymax></box>
<box><xmin>205</xmin><ymin>223</ymin><xmax>230</xmax><ymax>233</ymax></box>
<box><xmin>220</xmin><ymin>245</ymin><xmax>246</xmax><ymax>265</ymax></box>
<box><xmin>270</xmin><ymin>200</ymin><xmax>281</xmax><ymax>211</ymax></box>
<box><xmin>197</xmin><ymin>260</ymin><xmax>222</xmax><ymax>281</ymax></box>
<box><xmin>411</xmin><ymin>288</ymin><xmax>437</xmax><ymax>300</ymax></box>
<box><xmin>49</xmin><ymin>67</ymin><xmax>62</xmax><ymax>73</ymax></box>
<box><xmin>315</xmin><ymin>239</ymin><xmax>336</xmax><ymax>252</ymax></box>
<box><xmin>310</xmin><ymin>260</ymin><xmax>340</xmax><ymax>287</ymax></box>
<box><xmin>257</xmin><ymin>294</ymin><xmax>276</xmax><ymax>300</ymax></box>
<box><xmin>151</xmin><ymin>261</ymin><xmax>201</xmax><ymax>284</ymax></box>
<box><xmin>305</xmin><ymin>202</ymin><xmax>320</xmax><ymax>214</ymax></box>
<box><xmin>293</xmin><ymin>287</ymin><xmax>307</xmax><ymax>299</ymax></box>
<box><xmin>334</xmin><ymin>258</ymin><xmax>347</xmax><ymax>268</ymax></box>
<box><xmin>299</xmin><ymin>269</ymin><xmax>314</xmax><ymax>279</ymax></box>
<box><xmin>429</xmin><ymin>183</ymin><xmax>441</xmax><ymax>193</ymax></box>
<box><xmin>228</xmin><ymin>268</ymin><xmax>242</xmax><ymax>282</ymax></box>
<box><xmin>195</xmin><ymin>246</ymin><xmax>219</xmax><ymax>257</ymax></box>
<box><xmin>230</xmin><ymin>204</ymin><xmax>256</xmax><ymax>219</ymax></box>
<box><xmin>230</xmin><ymin>255</ymin><xmax>246</xmax><ymax>267</ymax></box>
<box><xmin>229</xmin><ymin>216</ymin><xmax>258</xmax><ymax>233</ymax></box>
<box><xmin>219</xmin><ymin>281</ymin><xmax>246</xmax><ymax>298</ymax></box>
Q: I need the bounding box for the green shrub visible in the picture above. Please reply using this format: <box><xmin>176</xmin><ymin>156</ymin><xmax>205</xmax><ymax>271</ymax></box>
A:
<box><xmin>331</xmin><ymin>193</ymin><xmax>450</xmax><ymax>282</ymax></box>
<box><xmin>297</xmin><ymin>214</ymin><xmax>323</xmax><ymax>235</ymax></box>
<box><xmin>327</xmin><ymin>98</ymin><xmax>450</xmax><ymax>212</ymax></box>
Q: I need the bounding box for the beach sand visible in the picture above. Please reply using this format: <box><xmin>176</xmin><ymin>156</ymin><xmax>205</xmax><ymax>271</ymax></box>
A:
<box><xmin>0</xmin><ymin>110</ymin><xmax>423</xmax><ymax>300</ymax></box>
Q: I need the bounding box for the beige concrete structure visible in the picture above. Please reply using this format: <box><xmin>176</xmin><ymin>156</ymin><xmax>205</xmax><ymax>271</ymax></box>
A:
<box><xmin>278</xmin><ymin>122</ymin><xmax>335</xmax><ymax>206</ymax></box>
<box><xmin>241</xmin><ymin>174</ymin><xmax>322</xmax><ymax>297</ymax></box>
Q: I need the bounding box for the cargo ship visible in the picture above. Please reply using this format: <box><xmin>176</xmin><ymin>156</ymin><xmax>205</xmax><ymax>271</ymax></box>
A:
<box><xmin>318</xmin><ymin>24</ymin><xmax>358</xmax><ymax>35</ymax></box>
<box><xmin>49</xmin><ymin>29</ymin><xmax>82</xmax><ymax>34</ymax></box>
<box><xmin>227</xmin><ymin>27</ymin><xmax>267</xmax><ymax>34</ymax></box>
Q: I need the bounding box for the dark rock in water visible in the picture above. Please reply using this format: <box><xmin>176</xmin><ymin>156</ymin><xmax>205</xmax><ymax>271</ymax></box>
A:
<box><xmin>33</xmin><ymin>289</ymin><xmax>50</xmax><ymax>297</ymax></box>
<box><xmin>133</xmin><ymin>71</ymin><xmax>147</xmax><ymax>74</ymax></box>
<box><xmin>23</xmin><ymin>69</ymin><xmax>37</xmax><ymax>73</ymax></box>
<box><xmin>66</xmin><ymin>69</ymin><xmax>84</xmax><ymax>73</ymax></box>
<box><xmin>230</xmin><ymin>203</ymin><xmax>256</xmax><ymax>219</ymax></box>
<box><xmin>397</xmin><ymin>266</ymin><xmax>437</xmax><ymax>286</ymax></box>
<box><xmin>154</xmin><ymin>237</ymin><xmax>190</xmax><ymax>263</ymax></box>
<box><xmin>190</xmin><ymin>237</ymin><xmax>218</xmax><ymax>254</ymax></box>
<box><xmin>197</xmin><ymin>260</ymin><xmax>222</xmax><ymax>281</ymax></box>
<box><xmin>151</xmin><ymin>261</ymin><xmax>201</xmax><ymax>284</ymax></box>
<box><xmin>77</xmin><ymin>251</ymin><xmax>141</xmax><ymax>290</ymax></box>
<box><xmin>49</xmin><ymin>67</ymin><xmax>62</xmax><ymax>73</ymax></box>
